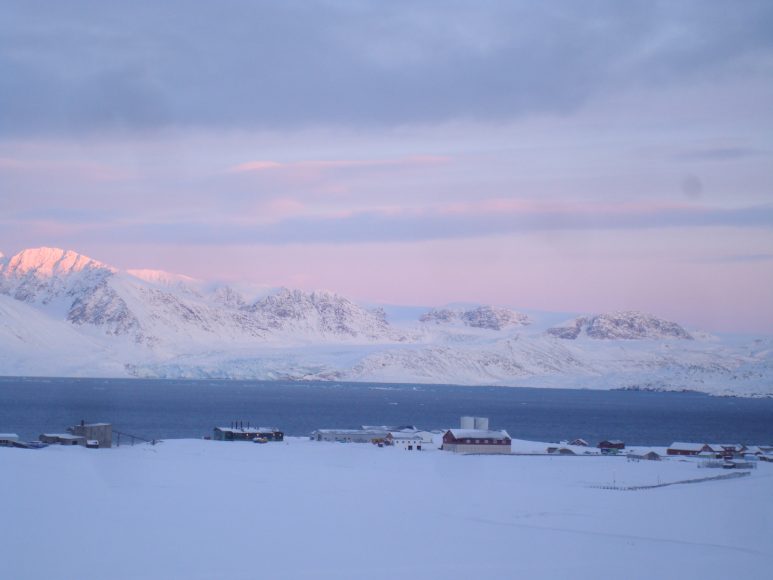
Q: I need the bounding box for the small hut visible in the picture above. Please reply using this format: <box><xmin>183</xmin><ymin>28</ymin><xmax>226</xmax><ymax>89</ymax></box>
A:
<box><xmin>39</xmin><ymin>433</ymin><xmax>86</xmax><ymax>446</ymax></box>
<box><xmin>0</xmin><ymin>434</ymin><xmax>19</xmax><ymax>447</ymax></box>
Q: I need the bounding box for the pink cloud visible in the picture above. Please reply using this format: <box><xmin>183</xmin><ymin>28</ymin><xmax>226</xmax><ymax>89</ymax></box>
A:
<box><xmin>434</xmin><ymin>198</ymin><xmax>697</xmax><ymax>217</ymax></box>
<box><xmin>228</xmin><ymin>155</ymin><xmax>450</xmax><ymax>173</ymax></box>
<box><xmin>264</xmin><ymin>198</ymin><xmax>307</xmax><ymax>217</ymax></box>
<box><xmin>229</xmin><ymin>160</ymin><xmax>284</xmax><ymax>172</ymax></box>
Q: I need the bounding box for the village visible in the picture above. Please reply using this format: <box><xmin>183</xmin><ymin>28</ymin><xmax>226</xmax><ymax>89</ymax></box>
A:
<box><xmin>4</xmin><ymin>414</ymin><xmax>772</xmax><ymax>579</ymax></box>
<box><xmin>2</xmin><ymin>416</ymin><xmax>772</xmax><ymax>470</ymax></box>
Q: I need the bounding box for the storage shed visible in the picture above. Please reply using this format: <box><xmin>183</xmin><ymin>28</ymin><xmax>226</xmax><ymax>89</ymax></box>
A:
<box><xmin>0</xmin><ymin>433</ymin><xmax>19</xmax><ymax>447</ymax></box>
<box><xmin>39</xmin><ymin>433</ymin><xmax>86</xmax><ymax>446</ymax></box>
<box><xmin>629</xmin><ymin>450</ymin><xmax>661</xmax><ymax>461</ymax></box>
<box><xmin>548</xmin><ymin>447</ymin><xmax>576</xmax><ymax>455</ymax></box>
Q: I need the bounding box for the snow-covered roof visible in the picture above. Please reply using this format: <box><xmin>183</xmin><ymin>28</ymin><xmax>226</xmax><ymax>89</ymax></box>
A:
<box><xmin>216</xmin><ymin>427</ymin><xmax>280</xmax><ymax>434</ymax></box>
<box><xmin>412</xmin><ymin>431</ymin><xmax>436</xmax><ymax>438</ymax></box>
<box><xmin>387</xmin><ymin>432</ymin><xmax>422</xmax><ymax>440</ymax></box>
<box><xmin>669</xmin><ymin>442</ymin><xmax>711</xmax><ymax>451</ymax></box>
<box><xmin>447</xmin><ymin>429</ymin><xmax>510</xmax><ymax>441</ymax></box>
<box><xmin>362</xmin><ymin>425</ymin><xmax>416</xmax><ymax>432</ymax></box>
<box><xmin>41</xmin><ymin>433</ymin><xmax>84</xmax><ymax>440</ymax></box>
<box><xmin>312</xmin><ymin>429</ymin><xmax>386</xmax><ymax>435</ymax></box>
<box><xmin>630</xmin><ymin>449</ymin><xmax>660</xmax><ymax>456</ymax></box>
<box><xmin>0</xmin><ymin>433</ymin><xmax>19</xmax><ymax>439</ymax></box>
<box><xmin>709</xmin><ymin>443</ymin><xmax>742</xmax><ymax>450</ymax></box>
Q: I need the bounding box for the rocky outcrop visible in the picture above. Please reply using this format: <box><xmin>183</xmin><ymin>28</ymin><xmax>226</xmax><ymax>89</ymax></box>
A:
<box><xmin>547</xmin><ymin>311</ymin><xmax>693</xmax><ymax>340</ymax></box>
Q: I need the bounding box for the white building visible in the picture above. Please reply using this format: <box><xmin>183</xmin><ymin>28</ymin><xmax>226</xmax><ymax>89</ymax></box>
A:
<box><xmin>310</xmin><ymin>429</ymin><xmax>387</xmax><ymax>443</ymax></box>
<box><xmin>385</xmin><ymin>432</ymin><xmax>423</xmax><ymax>450</ymax></box>
<box><xmin>413</xmin><ymin>430</ymin><xmax>438</xmax><ymax>448</ymax></box>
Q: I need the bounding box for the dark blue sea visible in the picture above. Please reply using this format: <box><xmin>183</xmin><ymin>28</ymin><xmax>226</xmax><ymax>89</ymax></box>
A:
<box><xmin>1</xmin><ymin>377</ymin><xmax>772</xmax><ymax>445</ymax></box>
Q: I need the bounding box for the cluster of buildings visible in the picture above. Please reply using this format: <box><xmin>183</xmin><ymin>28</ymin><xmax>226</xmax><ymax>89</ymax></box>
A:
<box><xmin>6</xmin><ymin>418</ymin><xmax>771</xmax><ymax>464</ymax></box>
<box><xmin>667</xmin><ymin>442</ymin><xmax>773</xmax><ymax>461</ymax></box>
<box><xmin>308</xmin><ymin>416</ymin><xmax>513</xmax><ymax>454</ymax></box>
<box><xmin>309</xmin><ymin>425</ymin><xmax>434</xmax><ymax>450</ymax></box>
<box><xmin>545</xmin><ymin>438</ymin><xmax>628</xmax><ymax>457</ymax></box>
<box><xmin>539</xmin><ymin>440</ymin><xmax>773</xmax><ymax>464</ymax></box>
<box><xmin>1</xmin><ymin>421</ymin><xmax>114</xmax><ymax>449</ymax></box>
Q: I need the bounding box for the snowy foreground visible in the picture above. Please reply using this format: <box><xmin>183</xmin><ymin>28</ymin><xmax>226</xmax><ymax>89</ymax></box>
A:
<box><xmin>2</xmin><ymin>439</ymin><xmax>772</xmax><ymax>580</ymax></box>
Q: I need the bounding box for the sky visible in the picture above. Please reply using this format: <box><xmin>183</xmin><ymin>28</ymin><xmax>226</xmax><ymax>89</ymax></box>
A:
<box><xmin>1</xmin><ymin>1</ymin><xmax>772</xmax><ymax>332</ymax></box>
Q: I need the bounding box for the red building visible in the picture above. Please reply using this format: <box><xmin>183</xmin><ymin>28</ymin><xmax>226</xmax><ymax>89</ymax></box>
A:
<box><xmin>442</xmin><ymin>429</ymin><xmax>512</xmax><ymax>454</ymax></box>
<box><xmin>666</xmin><ymin>442</ymin><xmax>714</xmax><ymax>456</ymax></box>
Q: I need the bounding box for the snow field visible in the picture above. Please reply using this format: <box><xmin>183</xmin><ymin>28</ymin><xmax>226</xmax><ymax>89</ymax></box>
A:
<box><xmin>2</xmin><ymin>438</ymin><xmax>771</xmax><ymax>579</ymax></box>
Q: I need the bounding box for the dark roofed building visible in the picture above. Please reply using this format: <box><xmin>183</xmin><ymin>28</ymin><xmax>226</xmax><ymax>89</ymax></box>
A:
<box><xmin>40</xmin><ymin>433</ymin><xmax>86</xmax><ymax>446</ymax></box>
<box><xmin>0</xmin><ymin>434</ymin><xmax>19</xmax><ymax>447</ymax></box>
<box><xmin>214</xmin><ymin>426</ymin><xmax>284</xmax><ymax>442</ymax></box>
<box><xmin>667</xmin><ymin>442</ymin><xmax>715</xmax><ymax>456</ymax></box>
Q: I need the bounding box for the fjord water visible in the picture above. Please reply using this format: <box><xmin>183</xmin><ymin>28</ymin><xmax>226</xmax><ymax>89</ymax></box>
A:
<box><xmin>1</xmin><ymin>377</ymin><xmax>772</xmax><ymax>445</ymax></box>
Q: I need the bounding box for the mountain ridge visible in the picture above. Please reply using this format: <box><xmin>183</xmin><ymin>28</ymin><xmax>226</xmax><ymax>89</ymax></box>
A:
<box><xmin>0</xmin><ymin>246</ymin><xmax>770</xmax><ymax>397</ymax></box>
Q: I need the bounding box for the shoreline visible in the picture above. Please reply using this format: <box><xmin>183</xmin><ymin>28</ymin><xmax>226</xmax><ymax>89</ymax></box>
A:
<box><xmin>1</xmin><ymin>374</ymin><xmax>770</xmax><ymax>399</ymax></box>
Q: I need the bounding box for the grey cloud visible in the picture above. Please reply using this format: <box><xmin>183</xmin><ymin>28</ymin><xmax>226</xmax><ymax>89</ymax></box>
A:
<box><xmin>676</xmin><ymin>147</ymin><xmax>767</xmax><ymax>162</ymax></box>
<box><xmin>697</xmin><ymin>253</ymin><xmax>773</xmax><ymax>264</ymax></box>
<box><xmin>2</xmin><ymin>1</ymin><xmax>772</xmax><ymax>135</ymax></box>
<box><xmin>28</xmin><ymin>203</ymin><xmax>773</xmax><ymax>246</ymax></box>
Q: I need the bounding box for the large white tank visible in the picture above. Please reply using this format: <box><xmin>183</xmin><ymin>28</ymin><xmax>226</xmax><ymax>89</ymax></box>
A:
<box><xmin>474</xmin><ymin>417</ymin><xmax>489</xmax><ymax>430</ymax></box>
<box><xmin>460</xmin><ymin>416</ymin><xmax>475</xmax><ymax>429</ymax></box>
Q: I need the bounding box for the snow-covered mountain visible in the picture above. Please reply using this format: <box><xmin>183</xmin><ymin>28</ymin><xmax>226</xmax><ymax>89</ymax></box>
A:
<box><xmin>0</xmin><ymin>247</ymin><xmax>401</xmax><ymax>347</ymax></box>
<box><xmin>0</xmin><ymin>247</ymin><xmax>115</xmax><ymax>306</ymax></box>
<box><xmin>249</xmin><ymin>288</ymin><xmax>403</xmax><ymax>341</ymax></box>
<box><xmin>420</xmin><ymin>306</ymin><xmax>531</xmax><ymax>330</ymax></box>
<box><xmin>1</xmin><ymin>247</ymin><xmax>771</xmax><ymax>397</ymax></box>
<box><xmin>547</xmin><ymin>312</ymin><xmax>693</xmax><ymax>340</ymax></box>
